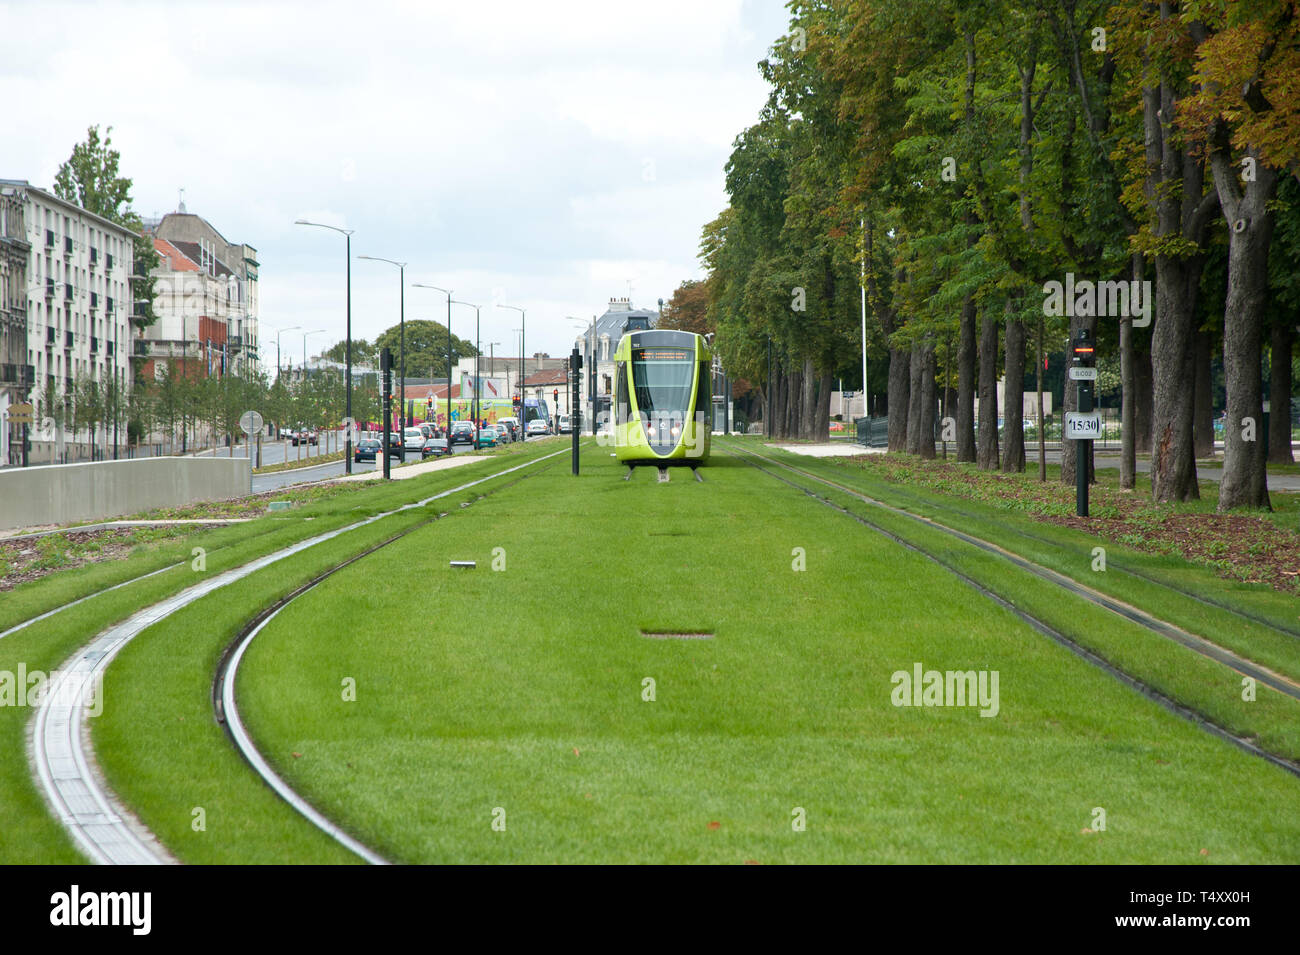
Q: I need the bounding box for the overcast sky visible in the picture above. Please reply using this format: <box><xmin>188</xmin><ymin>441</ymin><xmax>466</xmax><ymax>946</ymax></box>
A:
<box><xmin>4</xmin><ymin>0</ymin><xmax>790</xmax><ymax>365</ymax></box>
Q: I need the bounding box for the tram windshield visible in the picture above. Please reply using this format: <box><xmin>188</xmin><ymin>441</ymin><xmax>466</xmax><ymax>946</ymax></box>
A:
<box><xmin>631</xmin><ymin>347</ymin><xmax>694</xmax><ymax>416</ymax></box>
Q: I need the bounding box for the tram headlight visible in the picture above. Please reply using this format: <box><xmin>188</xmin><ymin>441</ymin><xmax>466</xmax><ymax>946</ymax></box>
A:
<box><xmin>646</xmin><ymin>424</ymin><xmax>655</xmax><ymax>437</ymax></box>
<box><xmin>671</xmin><ymin>425</ymin><xmax>681</xmax><ymax>436</ymax></box>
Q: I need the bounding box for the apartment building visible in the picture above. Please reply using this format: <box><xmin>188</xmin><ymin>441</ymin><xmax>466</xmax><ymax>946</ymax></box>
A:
<box><xmin>0</xmin><ymin>179</ymin><xmax>135</xmax><ymax>463</ymax></box>
<box><xmin>138</xmin><ymin>206</ymin><xmax>259</xmax><ymax>379</ymax></box>
<box><xmin>0</xmin><ymin>187</ymin><xmax>32</xmax><ymax>465</ymax></box>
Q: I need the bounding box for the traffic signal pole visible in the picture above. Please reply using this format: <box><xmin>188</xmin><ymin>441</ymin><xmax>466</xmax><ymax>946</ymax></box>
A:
<box><xmin>571</xmin><ymin>346</ymin><xmax>582</xmax><ymax>475</ymax></box>
<box><xmin>381</xmin><ymin>346</ymin><xmax>393</xmax><ymax>480</ymax></box>
<box><xmin>1070</xmin><ymin>329</ymin><xmax>1096</xmax><ymax>517</ymax></box>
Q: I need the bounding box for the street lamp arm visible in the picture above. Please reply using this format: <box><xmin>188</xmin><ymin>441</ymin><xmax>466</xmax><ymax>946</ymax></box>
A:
<box><xmin>295</xmin><ymin>219</ymin><xmax>354</xmax><ymax>236</ymax></box>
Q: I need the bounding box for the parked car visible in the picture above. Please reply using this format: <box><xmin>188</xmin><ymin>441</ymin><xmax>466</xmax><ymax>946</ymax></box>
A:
<box><xmin>527</xmin><ymin>418</ymin><xmax>549</xmax><ymax>436</ymax></box>
<box><xmin>450</xmin><ymin>421</ymin><xmax>476</xmax><ymax>445</ymax></box>
<box><xmin>421</xmin><ymin>437</ymin><xmax>451</xmax><ymax>458</ymax></box>
<box><xmin>403</xmin><ymin>427</ymin><xmax>426</xmax><ymax>451</ymax></box>
<box><xmin>354</xmin><ymin>438</ymin><xmax>381</xmax><ymax>462</ymax></box>
<box><xmin>558</xmin><ymin>414</ymin><xmax>572</xmax><ymax>434</ymax></box>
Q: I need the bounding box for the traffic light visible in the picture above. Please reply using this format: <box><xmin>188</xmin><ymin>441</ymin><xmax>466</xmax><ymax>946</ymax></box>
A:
<box><xmin>553</xmin><ymin>388</ymin><xmax>558</xmax><ymax>403</ymax></box>
<box><xmin>1071</xmin><ymin>328</ymin><xmax>1095</xmax><ymax>365</ymax></box>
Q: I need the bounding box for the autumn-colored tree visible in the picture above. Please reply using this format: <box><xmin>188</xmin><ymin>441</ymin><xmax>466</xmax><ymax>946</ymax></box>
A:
<box><xmin>660</xmin><ymin>279</ymin><xmax>713</xmax><ymax>336</ymax></box>
<box><xmin>1183</xmin><ymin>0</ymin><xmax>1300</xmax><ymax>508</ymax></box>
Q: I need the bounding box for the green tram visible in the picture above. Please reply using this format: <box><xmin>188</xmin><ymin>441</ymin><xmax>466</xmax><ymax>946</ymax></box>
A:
<box><xmin>612</xmin><ymin>329</ymin><xmax>712</xmax><ymax>468</ymax></box>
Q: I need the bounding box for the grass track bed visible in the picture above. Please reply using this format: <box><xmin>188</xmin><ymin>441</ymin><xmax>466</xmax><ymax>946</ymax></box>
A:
<box><xmin>234</xmin><ymin>447</ymin><xmax>1300</xmax><ymax>863</ymax></box>
<box><xmin>0</xmin><ymin>443</ymin><xmax>559</xmax><ymax>863</ymax></box>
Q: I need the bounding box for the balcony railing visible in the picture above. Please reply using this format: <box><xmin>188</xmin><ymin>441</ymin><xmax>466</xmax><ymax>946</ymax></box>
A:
<box><xmin>1</xmin><ymin>363</ymin><xmax>34</xmax><ymax>388</ymax></box>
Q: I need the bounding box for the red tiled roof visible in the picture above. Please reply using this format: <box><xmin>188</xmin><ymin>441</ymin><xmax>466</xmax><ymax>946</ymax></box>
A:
<box><xmin>154</xmin><ymin>238</ymin><xmax>199</xmax><ymax>272</ymax></box>
<box><xmin>522</xmin><ymin>368</ymin><xmax>568</xmax><ymax>387</ymax></box>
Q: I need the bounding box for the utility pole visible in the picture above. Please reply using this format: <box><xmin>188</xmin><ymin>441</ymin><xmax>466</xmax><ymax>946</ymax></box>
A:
<box><xmin>381</xmin><ymin>346</ymin><xmax>393</xmax><ymax>480</ymax></box>
<box><xmin>571</xmin><ymin>346</ymin><xmax>582</xmax><ymax>474</ymax></box>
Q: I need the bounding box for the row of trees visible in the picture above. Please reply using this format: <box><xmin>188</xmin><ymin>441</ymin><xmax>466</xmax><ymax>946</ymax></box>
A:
<box><xmin>33</xmin><ymin>365</ymin><xmax>384</xmax><ymax>457</ymax></box>
<box><xmin>674</xmin><ymin>0</ymin><xmax>1299</xmax><ymax>510</ymax></box>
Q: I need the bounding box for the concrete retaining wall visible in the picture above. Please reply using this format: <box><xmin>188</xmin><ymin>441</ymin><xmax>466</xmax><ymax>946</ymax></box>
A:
<box><xmin>0</xmin><ymin>457</ymin><xmax>248</xmax><ymax>532</ymax></box>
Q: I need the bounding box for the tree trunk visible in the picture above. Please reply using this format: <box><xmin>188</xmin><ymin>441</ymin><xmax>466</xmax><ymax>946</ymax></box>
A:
<box><xmin>1150</xmin><ymin>256</ymin><xmax>1202</xmax><ymax>502</ymax></box>
<box><xmin>1120</xmin><ymin>255</ymin><xmax>1140</xmax><ymax>490</ymax></box>
<box><xmin>1213</xmin><ymin>150</ymin><xmax>1276</xmax><ymax>510</ymax></box>
<box><xmin>977</xmin><ymin>306</ymin><xmax>999</xmax><ymax>470</ymax></box>
<box><xmin>799</xmin><ymin>357</ymin><xmax>816</xmax><ymax>439</ymax></box>
<box><xmin>918</xmin><ymin>343</ymin><xmax>937</xmax><ymax>460</ymax></box>
<box><xmin>1193</xmin><ymin>327</ymin><xmax>1215</xmax><ymax>458</ymax></box>
<box><xmin>815</xmin><ymin>373</ymin><xmax>833</xmax><ymax>441</ymax></box>
<box><xmin>906</xmin><ymin>343</ymin><xmax>926</xmax><ymax>455</ymax></box>
<box><xmin>1269</xmin><ymin>314</ymin><xmax>1294</xmax><ymax>464</ymax></box>
<box><xmin>1143</xmin><ymin>35</ymin><xmax>1212</xmax><ymax>503</ymax></box>
<box><xmin>956</xmin><ymin>295</ymin><xmax>976</xmax><ymax>462</ymax></box>
<box><xmin>887</xmin><ymin>346</ymin><xmax>911</xmax><ymax>452</ymax></box>
<box><xmin>1002</xmin><ymin>316</ymin><xmax>1026</xmax><ymax>472</ymax></box>
<box><xmin>1035</xmin><ymin>314</ymin><xmax>1046</xmax><ymax>481</ymax></box>
<box><xmin>1134</xmin><ymin>347</ymin><xmax>1153</xmax><ymax>454</ymax></box>
<box><xmin>784</xmin><ymin>360</ymin><xmax>801</xmax><ymax>440</ymax></box>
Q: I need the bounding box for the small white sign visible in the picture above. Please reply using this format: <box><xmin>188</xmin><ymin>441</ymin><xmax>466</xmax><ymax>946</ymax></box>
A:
<box><xmin>1065</xmin><ymin>412</ymin><xmax>1101</xmax><ymax>440</ymax></box>
<box><xmin>1068</xmin><ymin>366</ymin><xmax>1098</xmax><ymax>380</ymax></box>
<box><xmin>239</xmin><ymin>410</ymin><xmax>264</xmax><ymax>435</ymax></box>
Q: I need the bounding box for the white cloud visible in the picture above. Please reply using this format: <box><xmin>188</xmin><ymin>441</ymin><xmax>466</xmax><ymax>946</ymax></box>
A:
<box><xmin>6</xmin><ymin>0</ymin><xmax>789</xmax><ymax>358</ymax></box>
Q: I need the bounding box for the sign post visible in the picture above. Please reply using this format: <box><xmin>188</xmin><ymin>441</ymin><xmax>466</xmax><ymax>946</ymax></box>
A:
<box><xmin>1070</xmin><ymin>329</ymin><xmax>1096</xmax><ymax>517</ymax></box>
<box><xmin>380</xmin><ymin>347</ymin><xmax>393</xmax><ymax>480</ymax></box>
<box><xmin>570</xmin><ymin>347</ymin><xmax>581</xmax><ymax>475</ymax></box>
<box><xmin>239</xmin><ymin>410</ymin><xmax>264</xmax><ymax>494</ymax></box>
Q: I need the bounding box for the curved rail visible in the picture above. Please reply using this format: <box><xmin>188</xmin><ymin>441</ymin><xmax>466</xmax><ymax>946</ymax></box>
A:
<box><xmin>29</xmin><ymin>449</ymin><xmax>566</xmax><ymax>864</ymax></box>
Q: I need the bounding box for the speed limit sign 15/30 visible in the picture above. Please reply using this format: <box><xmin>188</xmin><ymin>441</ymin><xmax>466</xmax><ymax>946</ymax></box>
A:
<box><xmin>1065</xmin><ymin>411</ymin><xmax>1101</xmax><ymax>440</ymax></box>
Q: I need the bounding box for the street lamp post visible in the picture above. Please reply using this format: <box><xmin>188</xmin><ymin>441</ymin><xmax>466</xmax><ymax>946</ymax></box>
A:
<box><xmin>295</xmin><ymin>219</ymin><xmax>354</xmax><ymax>473</ymax></box>
<box><xmin>302</xmin><ymin>328</ymin><xmax>327</xmax><ymax>374</ymax></box>
<box><xmin>499</xmin><ymin>304</ymin><xmax>525</xmax><ymax>440</ymax></box>
<box><xmin>412</xmin><ymin>283</ymin><xmax>452</xmax><ymax>438</ymax></box>
<box><xmin>451</xmin><ymin>300</ymin><xmax>481</xmax><ymax>441</ymax></box>
<box><xmin>274</xmin><ymin>325</ymin><xmax>301</xmax><ymax>381</ymax></box>
<box><xmin>358</xmin><ymin>255</ymin><xmax>407</xmax><ymax>460</ymax></box>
